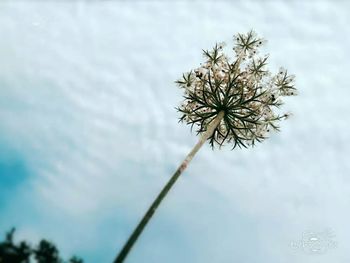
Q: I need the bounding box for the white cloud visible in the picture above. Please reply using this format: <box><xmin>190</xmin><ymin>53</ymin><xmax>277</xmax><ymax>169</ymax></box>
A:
<box><xmin>0</xmin><ymin>1</ymin><xmax>350</xmax><ymax>262</ymax></box>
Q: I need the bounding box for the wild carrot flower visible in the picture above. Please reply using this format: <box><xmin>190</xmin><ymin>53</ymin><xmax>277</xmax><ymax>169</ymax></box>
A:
<box><xmin>176</xmin><ymin>30</ymin><xmax>297</xmax><ymax>148</ymax></box>
<box><xmin>114</xmin><ymin>31</ymin><xmax>297</xmax><ymax>263</ymax></box>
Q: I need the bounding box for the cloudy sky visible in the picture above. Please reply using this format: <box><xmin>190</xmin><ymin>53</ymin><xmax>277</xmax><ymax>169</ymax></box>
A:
<box><xmin>0</xmin><ymin>1</ymin><xmax>349</xmax><ymax>262</ymax></box>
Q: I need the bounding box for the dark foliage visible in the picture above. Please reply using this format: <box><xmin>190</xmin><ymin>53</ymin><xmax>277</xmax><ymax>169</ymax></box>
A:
<box><xmin>0</xmin><ymin>228</ymin><xmax>83</xmax><ymax>263</ymax></box>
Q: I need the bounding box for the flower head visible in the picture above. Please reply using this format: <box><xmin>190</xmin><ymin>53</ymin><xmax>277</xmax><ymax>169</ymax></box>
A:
<box><xmin>175</xmin><ymin>30</ymin><xmax>297</xmax><ymax>149</ymax></box>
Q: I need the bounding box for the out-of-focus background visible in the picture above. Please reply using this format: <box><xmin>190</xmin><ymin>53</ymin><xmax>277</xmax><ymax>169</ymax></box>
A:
<box><xmin>0</xmin><ymin>1</ymin><xmax>349</xmax><ymax>262</ymax></box>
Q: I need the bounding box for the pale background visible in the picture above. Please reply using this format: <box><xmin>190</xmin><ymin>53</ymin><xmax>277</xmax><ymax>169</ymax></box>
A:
<box><xmin>0</xmin><ymin>1</ymin><xmax>349</xmax><ymax>262</ymax></box>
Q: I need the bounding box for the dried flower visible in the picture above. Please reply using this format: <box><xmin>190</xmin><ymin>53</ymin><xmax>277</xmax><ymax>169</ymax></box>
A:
<box><xmin>176</xmin><ymin>30</ymin><xmax>297</xmax><ymax>149</ymax></box>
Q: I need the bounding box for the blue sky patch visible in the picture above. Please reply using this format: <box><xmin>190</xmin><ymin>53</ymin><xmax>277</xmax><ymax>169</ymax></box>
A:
<box><xmin>0</xmin><ymin>140</ymin><xmax>30</xmax><ymax>209</ymax></box>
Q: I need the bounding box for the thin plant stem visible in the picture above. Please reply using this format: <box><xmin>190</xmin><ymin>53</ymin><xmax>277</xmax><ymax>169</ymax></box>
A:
<box><xmin>114</xmin><ymin>111</ymin><xmax>225</xmax><ymax>263</ymax></box>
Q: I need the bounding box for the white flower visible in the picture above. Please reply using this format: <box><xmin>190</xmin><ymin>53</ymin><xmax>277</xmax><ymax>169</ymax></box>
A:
<box><xmin>176</xmin><ymin>31</ymin><xmax>297</xmax><ymax>148</ymax></box>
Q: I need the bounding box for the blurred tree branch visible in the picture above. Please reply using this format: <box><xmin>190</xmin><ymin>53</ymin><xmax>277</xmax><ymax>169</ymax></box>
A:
<box><xmin>0</xmin><ymin>228</ymin><xmax>83</xmax><ymax>263</ymax></box>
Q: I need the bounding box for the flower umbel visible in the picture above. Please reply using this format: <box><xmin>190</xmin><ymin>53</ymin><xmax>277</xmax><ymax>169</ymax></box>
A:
<box><xmin>114</xmin><ymin>30</ymin><xmax>297</xmax><ymax>263</ymax></box>
<box><xmin>176</xmin><ymin>30</ymin><xmax>297</xmax><ymax>149</ymax></box>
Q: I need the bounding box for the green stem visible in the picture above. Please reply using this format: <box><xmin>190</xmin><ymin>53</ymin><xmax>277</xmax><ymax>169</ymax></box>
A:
<box><xmin>114</xmin><ymin>111</ymin><xmax>225</xmax><ymax>263</ymax></box>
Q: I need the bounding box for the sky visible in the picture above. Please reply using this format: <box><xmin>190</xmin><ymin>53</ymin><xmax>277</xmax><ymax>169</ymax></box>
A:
<box><xmin>0</xmin><ymin>1</ymin><xmax>350</xmax><ymax>262</ymax></box>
